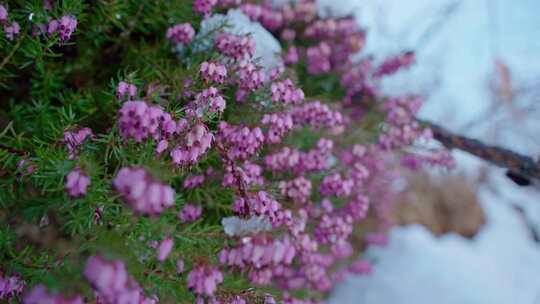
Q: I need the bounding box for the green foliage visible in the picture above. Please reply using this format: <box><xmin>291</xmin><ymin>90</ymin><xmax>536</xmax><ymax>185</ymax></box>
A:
<box><xmin>0</xmin><ymin>1</ymin><xmax>243</xmax><ymax>302</ymax></box>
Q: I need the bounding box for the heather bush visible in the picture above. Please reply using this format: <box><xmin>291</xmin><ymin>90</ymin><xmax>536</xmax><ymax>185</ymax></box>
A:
<box><xmin>0</xmin><ymin>1</ymin><xmax>452</xmax><ymax>303</ymax></box>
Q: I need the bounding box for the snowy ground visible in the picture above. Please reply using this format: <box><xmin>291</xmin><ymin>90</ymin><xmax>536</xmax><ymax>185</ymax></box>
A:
<box><xmin>329</xmin><ymin>157</ymin><xmax>540</xmax><ymax>304</ymax></box>
<box><xmin>323</xmin><ymin>0</ymin><xmax>540</xmax><ymax>303</ymax></box>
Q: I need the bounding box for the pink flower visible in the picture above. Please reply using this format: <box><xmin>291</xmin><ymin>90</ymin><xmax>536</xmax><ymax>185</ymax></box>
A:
<box><xmin>222</xmin><ymin>161</ymin><xmax>264</xmax><ymax>188</ymax></box>
<box><xmin>281</xmin><ymin>29</ymin><xmax>296</xmax><ymax>41</ymax></box>
<box><xmin>17</xmin><ymin>159</ymin><xmax>34</xmax><ymax>175</ymax></box>
<box><xmin>345</xmin><ymin>194</ymin><xmax>370</xmax><ymax>221</ymax></box>
<box><xmin>118</xmin><ymin>100</ymin><xmax>182</xmax><ymax>150</ymax></box>
<box><xmin>171</xmin><ymin>123</ymin><xmax>213</xmax><ymax>165</ymax></box>
<box><xmin>0</xmin><ymin>5</ymin><xmax>7</xmax><ymax>23</ymax></box>
<box><xmin>156</xmin><ymin>139</ymin><xmax>169</xmax><ymax>154</ymax></box>
<box><xmin>113</xmin><ymin>167</ymin><xmax>175</xmax><ymax>215</ymax></box>
<box><xmin>200</xmin><ymin>61</ymin><xmax>227</xmax><ymax>84</ymax></box>
<box><xmin>230</xmin><ymin>296</ymin><xmax>246</xmax><ymax>304</ymax></box>
<box><xmin>3</xmin><ymin>21</ymin><xmax>19</xmax><ymax>41</ymax></box>
<box><xmin>270</xmin><ymin>79</ymin><xmax>304</xmax><ymax>105</ymax></box>
<box><xmin>217</xmin><ymin>122</ymin><xmax>264</xmax><ymax>161</ymax></box>
<box><xmin>0</xmin><ymin>272</ymin><xmax>25</xmax><ymax>300</ymax></box>
<box><xmin>178</xmin><ymin>203</ymin><xmax>202</xmax><ymax>223</ymax></box>
<box><xmin>214</xmin><ymin>33</ymin><xmax>255</xmax><ymax>61</ymax></box>
<box><xmin>65</xmin><ymin>168</ymin><xmax>90</xmax><ymax>198</ymax></box>
<box><xmin>117</xmin><ymin>81</ymin><xmax>137</xmax><ymax>101</ymax></box>
<box><xmin>193</xmin><ymin>0</ymin><xmax>218</xmax><ymax>17</ymax></box>
<box><xmin>261</xmin><ymin>112</ymin><xmax>293</xmax><ymax>144</ymax></box>
<box><xmin>235</xmin><ymin>61</ymin><xmax>265</xmax><ymax>92</ymax></box>
<box><xmin>279</xmin><ymin>176</ymin><xmax>312</xmax><ymax>204</ymax></box>
<box><xmin>232</xmin><ymin>191</ymin><xmax>285</xmax><ymax>226</ymax></box>
<box><xmin>283</xmin><ymin>46</ymin><xmax>299</xmax><ymax>65</ymax></box>
<box><xmin>306</xmin><ymin>42</ymin><xmax>332</xmax><ymax>74</ymax></box>
<box><xmin>23</xmin><ymin>285</ymin><xmax>82</xmax><ymax>304</ymax></box>
<box><xmin>319</xmin><ymin>173</ymin><xmax>354</xmax><ymax>197</ymax></box>
<box><xmin>183</xmin><ymin>174</ymin><xmax>205</xmax><ymax>189</ymax></box>
<box><xmin>176</xmin><ymin>259</ymin><xmax>185</xmax><ymax>274</ymax></box>
<box><xmin>166</xmin><ymin>23</ymin><xmax>195</xmax><ymax>45</ymax></box>
<box><xmin>84</xmin><ymin>255</ymin><xmax>154</xmax><ymax>303</ymax></box>
<box><xmin>349</xmin><ymin>259</ymin><xmax>373</xmax><ymax>275</ymax></box>
<box><xmin>192</xmin><ymin>87</ymin><xmax>226</xmax><ymax>115</ymax></box>
<box><xmin>187</xmin><ymin>265</ymin><xmax>223</xmax><ymax>296</ymax></box>
<box><xmin>365</xmin><ymin>232</ymin><xmax>389</xmax><ymax>247</ymax></box>
<box><xmin>47</xmin><ymin>19</ymin><xmax>59</xmax><ymax>34</ymax></box>
<box><xmin>64</xmin><ymin>127</ymin><xmax>93</xmax><ymax>159</ymax></box>
<box><xmin>58</xmin><ymin>15</ymin><xmax>77</xmax><ymax>41</ymax></box>
<box><xmin>374</xmin><ymin>51</ymin><xmax>415</xmax><ymax>77</ymax></box>
<box><xmin>157</xmin><ymin>238</ymin><xmax>174</xmax><ymax>261</ymax></box>
<box><xmin>290</xmin><ymin>101</ymin><xmax>344</xmax><ymax>131</ymax></box>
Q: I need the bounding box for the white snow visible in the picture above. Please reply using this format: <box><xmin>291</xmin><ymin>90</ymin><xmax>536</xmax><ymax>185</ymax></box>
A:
<box><xmin>320</xmin><ymin>0</ymin><xmax>540</xmax><ymax>303</ymax></box>
<box><xmin>221</xmin><ymin>215</ymin><xmax>272</xmax><ymax>237</ymax></box>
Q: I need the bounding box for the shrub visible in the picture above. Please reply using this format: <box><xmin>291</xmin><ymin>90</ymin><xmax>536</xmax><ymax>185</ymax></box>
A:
<box><xmin>0</xmin><ymin>1</ymin><xmax>451</xmax><ymax>303</ymax></box>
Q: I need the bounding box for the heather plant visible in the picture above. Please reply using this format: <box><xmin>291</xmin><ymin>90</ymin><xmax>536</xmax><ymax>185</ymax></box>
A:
<box><xmin>0</xmin><ymin>0</ymin><xmax>452</xmax><ymax>303</ymax></box>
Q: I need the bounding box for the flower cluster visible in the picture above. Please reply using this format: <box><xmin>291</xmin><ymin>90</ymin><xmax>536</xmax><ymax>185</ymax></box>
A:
<box><xmin>306</xmin><ymin>42</ymin><xmax>332</xmax><ymax>75</ymax></box>
<box><xmin>279</xmin><ymin>176</ymin><xmax>312</xmax><ymax>205</ymax></box>
<box><xmin>265</xmin><ymin>138</ymin><xmax>333</xmax><ymax>174</ymax></box>
<box><xmin>113</xmin><ymin>167</ymin><xmax>175</xmax><ymax>215</ymax></box>
<box><xmin>65</xmin><ymin>168</ymin><xmax>91</xmax><ymax>198</ymax></box>
<box><xmin>117</xmin><ymin>81</ymin><xmax>138</xmax><ymax>101</ymax></box>
<box><xmin>218</xmin><ymin>236</ymin><xmax>296</xmax><ymax>284</ymax></box>
<box><xmin>23</xmin><ymin>285</ymin><xmax>83</xmax><ymax>304</ymax></box>
<box><xmin>232</xmin><ymin>191</ymin><xmax>285</xmax><ymax>226</ymax></box>
<box><xmin>183</xmin><ymin>173</ymin><xmax>205</xmax><ymax>189</ymax></box>
<box><xmin>84</xmin><ymin>255</ymin><xmax>156</xmax><ymax>303</ymax></box>
<box><xmin>290</xmin><ymin>101</ymin><xmax>344</xmax><ymax>131</ymax></box>
<box><xmin>118</xmin><ymin>101</ymin><xmax>170</xmax><ymax>143</ymax></box>
<box><xmin>171</xmin><ymin>123</ymin><xmax>213</xmax><ymax>165</ymax></box>
<box><xmin>64</xmin><ymin>127</ymin><xmax>93</xmax><ymax>159</ymax></box>
<box><xmin>319</xmin><ymin>173</ymin><xmax>354</xmax><ymax>198</ymax></box>
<box><xmin>283</xmin><ymin>46</ymin><xmax>299</xmax><ymax>65</ymax></box>
<box><xmin>178</xmin><ymin>203</ymin><xmax>203</xmax><ymax>223</ymax></box>
<box><xmin>235</xmin><ymin>61</ymin><xmax>266</xmax><ymax>91</ymax></box>
<box><xmin>191</xmin><ymin>87</ymin><xmax>227</xmax><ymax>115</ymax></box>
<box><xmin>222</xmin><ymin>160</ymin><xmax>264</xmax><ymax>188</ymax></box>
<box><xmin>401</xmin><ymin>150</ymin><xmax>456</xmax><ymax>170</ymax></box>
<box><xmin>0</xmin><ymin>272</ymin><xmax>25</xmax><ymax>301</ymax></box>
<box><xmin>200</xmin><ymin>61</ymin><xmax>228</xmax><ymax>84</ymax></box>
<box><xmin>261</xmin><ymin>112</ymin><xmax>293</xmax><ymax>144</ymax></box>
<box><xmin>215</xmin><ymin>33</ymin><xmax>255</xmax><ymax>61</ymax></box>
<box><xmin>193</xmin><ymin>0</ymin><xmax>218</xmax><ymax>17</ymax></box>
<box><xmin>47</xmin><ymin>15</ymin><xmax>78</xmax><ymax>41</ymax></box>
<box><xmin>0</xmin><ymin>4</ymin><xmax>19</xmax><ymax>41</ymax></box>
<box><xmin>314</xmin><ymin>214</ymin><xmax>353</xmax><ymax>244</ymax></box>
<box><xmin>167</xmin><ymin>23</ymin><xmax>195</xmax><ymax>45</ymax></box>
<box><xmin>374</xmin><ymin>51</ymin><xmax>416</xmax><ymax>77</ymax></box>
<box><xmin>271</xmin><ymin>79</ymin><xmax>305</xmax><ymax>105</ymax></box>
<box><xmin>217</xmin><ymin>122</ymin><xmax>264</xmax><ymax>161</ymax></box>
<box><xmin>241</xmin><ymin>4</ymin><xmax>285</xmax><ymax>31</ymax></box>
<box><xmin>379</xmin><ymin>96</ymin><xmax>431</xmax><ymax>149</ymax></box>
<box><xmin>187</xmin><ymin>265</ymin><xmax>223</xmax><ymax>297</ymax></box>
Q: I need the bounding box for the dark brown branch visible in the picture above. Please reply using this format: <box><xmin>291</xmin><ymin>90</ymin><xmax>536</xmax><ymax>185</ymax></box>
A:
<box><xmin>419</xmin><ymin>119</ymin><xmax>540</xmax><ymax>183</ymax></box>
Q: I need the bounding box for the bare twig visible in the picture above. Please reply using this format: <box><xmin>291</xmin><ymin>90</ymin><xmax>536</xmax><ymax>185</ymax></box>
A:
<box><xmin>419</xmin><ymin>119</ymin><xmax>540</xmax><ymax>183</ymax></box>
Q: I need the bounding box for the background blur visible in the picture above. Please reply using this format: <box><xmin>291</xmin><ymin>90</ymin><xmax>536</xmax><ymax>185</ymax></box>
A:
<box><xmin>320</xmin><ymin>0</ymin><xmax>540</xmax><ymax>303</ymax></box>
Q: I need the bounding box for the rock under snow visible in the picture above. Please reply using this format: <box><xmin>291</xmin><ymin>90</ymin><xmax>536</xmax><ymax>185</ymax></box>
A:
<box><xmin>196</xmin><ymin>9</ymin><xmax>283</xmax><ymax>71</ymax></box>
